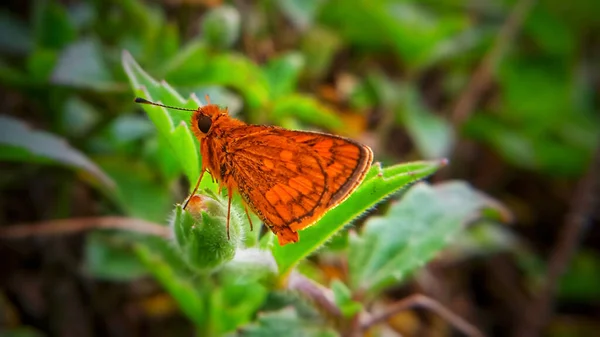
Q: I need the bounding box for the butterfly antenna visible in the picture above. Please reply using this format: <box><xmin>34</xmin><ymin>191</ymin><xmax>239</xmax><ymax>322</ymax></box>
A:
<box><xmin>134</xmin><ymin>97</ymin><xmax>196</xmax><ymax>112</ymax></box>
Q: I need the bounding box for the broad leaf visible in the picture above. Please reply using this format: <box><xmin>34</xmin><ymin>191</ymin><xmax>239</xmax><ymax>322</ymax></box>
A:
<box><xmin>84</xmin><ymin>232</ymin><xmax>147</xmax><ymax>281</ymax></box>
<box><xmin>134</xmin><ymin>240</ymin><xmax>206</xmax><ymax>327</ymax></box>
<box><xmin>397</xmin><ymin>84</ymin><xmax>454</xmax><ymax>159</ymax></box>
<box><xmin>319</xmin><ymin>0</ymin><xmax>467</xmax><ymax>70</ymax></box>
<box><xmin>33</xmin><ymin>0</ymin><xmax>75</xmax><ymax>49</ymax></box>
<box><xmin>276</xmin><ymin>0</ymin><xmax>325</xmax><ymax>30</ymax></box>
<box><xmin>0</xmin><ymin>115</ymin><xmax>113</xmax><ymax>188</ymax></box>
<box><xmin>201</xmin><ymin>5</ymin><xmax>241</xmax><ymax>50</ymax></box>
<box><xmin>52</xmin><ymin>39</ymin><xmax>122</xmax><ymax>91</ymax></box>
<box><xmin>270</xmin><ymin>94</ymin><xmax>343</xmax><ymax>131</ymax></box>
<box><xmin>331</xmin><ymin>279</ymin><xmax>362</xmax><ymax>317</ymax></box>
<box><xmin>122</xmin><ymin>50</ymin><xmax>217</xmax><ymax>190</ymax></box>
<box><xmin>161</xmin><ymin>41</ymin><xmax>270</xmax><ymax>121</ymax></box>
<box><xmin>0</xmin><ymin>11</ymin><xmax>32</xmax><ymax>55</ymax></box>
<box><xmin>263</xmin><ymin>52</ymin><xmax>305</xmax><ymax>99</ymax></box>
<box><xmin>349</xmin><ymin>181</ymin><xmax>510</xmax><ymax>299</ymax></box>
<box><xmin>95</xmin><ymin>156</ymin><xmax>172</xmax><ymax>223</ymax></box>
<box><xmin>233</xmin><ymin>307</ymin><xmax>337</xmax><ymax>337</ymax></box>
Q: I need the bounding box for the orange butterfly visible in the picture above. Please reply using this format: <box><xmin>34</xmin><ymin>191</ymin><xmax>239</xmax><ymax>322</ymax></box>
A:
<box><xmin>135</xmin><ymin>97</ymin><xmax>373</xmax><ymax>245</ymax></box>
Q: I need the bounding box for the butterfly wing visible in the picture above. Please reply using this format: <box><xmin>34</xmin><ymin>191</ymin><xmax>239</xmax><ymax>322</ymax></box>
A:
<box><xmin>277</xmin><ymin>130</ymin><xmax>373</xmax><ymax>207</ymax></box>
<box><xmin>227</xmin><ymin>127</ymin><xmax>372</xmax><ymax>245</ymax></box>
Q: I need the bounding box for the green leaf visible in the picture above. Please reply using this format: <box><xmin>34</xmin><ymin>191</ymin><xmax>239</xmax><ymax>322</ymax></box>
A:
<box><xmin>420</xmin><ymin>26</ymin><xmax>493</xmax><ymax>70</ymax></box>
<box><xmin>33</xmin><ymin>0</ymin><xmax>76</xmax><ymax>49</ymax></box>
<box><xmin>364</xmin><ymin>71</ymin><xmax>401</xmax><ymax>109</ymax></box>
<box><xmin>221</xmin><ymin>248</ymin><xmax>278</xmax><ymax>286</ymax></box>
<box><xmin>0</xmin><ymin>115</ymin><xmax>114</xmax><ymax>189</ymax></box>
<box><xmin>271</xmin><ymin>159</ymin><xmax>447</xmax><ymax>277</ymax></box>
<box><xmin>348</xmin><ymin>181</ymin><xmax>510</xmax><ymax>299</ymax></box>
<box><xmin>263</xmin><ymin>52</ymin><xmax>304</xmax><ymax>99</ymax></box>
<box><xmin>27</xmin><ymin>47</ymin><xmax>57</xmax><ymax>82</ymax></box>
<box><xmin>84</xmin><ymin>232</ymin><xmax>147</xmax><ymax>281</ymax></box>
<box><xmin>0</xmin><ymin>11</ymin><xmax>32</xmax><ymax>55</ymax></box>
<box><xmin>524</xmin><ymin>5</ymin><xmax>574</xmax><ymax>57</ymax></box>
<box><xmin>209</xmin><ymin>275</ymin><xmax>269</xmax><ymax>334</ymax></box>
<box><xmin>161</xmin><ymin>42</ymin><xmax>270</xmax><ymax>120</ymax></box>
<box><xmin>464</xmin><ymin>110</ymin><xmax>599</xmax><ymax>177</ymax></box>
<box><xmin>331</xmin><ymin>279</ymin><xmax>362</xmax><ymax>317</ymax></box>
<box><xmin>319</xmin><ymin>0</ymin><xmax>467</xmax><ymax>70</ymax></box>
<box><xmin>133</xmin><ymin>240</ymin><xmax>207</xmax><ymax>327</ymax></box>
<box><xmin>133</xmin><ymin>235</ymin><xmax>266</xmax><ymax>333</ymax></box>
<box><xmin>0</xmin><ymin>59</ymin><xmax>29</xmax><ymax>87</ymax></box>
<box><xmin>155</xmin><ymin>23</ymin><xmax>180</xmax><ymax>63</ymax></box>
<box><xmin>201</xmin><ymin>5</ymin><xmax>241</xmax><ymax>50</ymax></box>
<box><xmin>300</xmin><ymin>27</ymin><xmax>341</xmax><ymax>81</ymax></box>
<box><xmin>113</xmin><ymin>0</ymin><xmax>166</xmax><ymax>65</ymax></box>
<box><xmin>499</xmin><ymin>59</ymin><xmax>571</xmax><ymax>128</ymax></box>
<box><xmin>67</xmin><ymin>2</ymin><xmax>95</xmax><ymax>30</ymax></box>
<box><xmin>270</xmin><ymin>94</ymin><xmax>344</xmax><ymax>131</ymax></box>
<box><xmin>559</xmin><ymin>250</ymin><xmax>600</xmax><ymax>302</ymax></box>
<box><xmin>364</xmin><ymin>73</ymin><xmax>454</xmax><ymax>159</ymax></box>
<box><xmin>95</xmin><ymin>156</ymin><xmax>172</xmax><ymax>223</ymax></box>
<box><xmin>143</xmin><ymin>135</ymin><xmax>182</xmax><ymax>181</ymax></box>
<box><xmin>319</xmin><ymin>0</ymin><xmax>388</xmax><ymax>51</ymax></box>
<box><xmin>276</xmin><ymin>0</ymin><xmax>325</xmax><ymax>30</ymax></box>
<box><xmin>451</xmin><ymin>221</ymin><xmax>518</xmax><ymax>259</ymax></box>
<box><xmin>51</xmin><ymin>39</ymin><xmax>122</xmax><ymax>91</ymax></box>
<box><xmin>59</xmin><ymin>96</ymin><xmax>100</xmax><ymax>137</ymax></box>
<box><xmin>464</xmin><ymin>115</ymin><xmax>538</xmax><ymax>170</ymax></box>
<box><xmin>122</xmin><ymin>50</ymin><xmax>217</xmax><ymax>190</ymax></box>
<box><xmin>234</xmin><ymin>307</ymin><xmax>337</xmax><ymax>337</ymax></box>
<box><xmin>397</xmin><ymin>85</ymin><xmax>454</xmax><ymax>159</ymax></box>
<box><xmin>108</xmin><ymin>114</ymin><xmax>155</xmax><ymax>145</ymax></box>
<box><xmin>383</xmin><ymin>2</ymin><xmax>469</xmax><ymax>70</ymax></box>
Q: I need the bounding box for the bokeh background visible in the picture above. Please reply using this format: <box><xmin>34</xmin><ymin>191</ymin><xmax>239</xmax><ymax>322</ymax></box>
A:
<box><xmin>1</xmin><ymin>0</ymin><xmax>599</xmax><ymax>336</ymax></box>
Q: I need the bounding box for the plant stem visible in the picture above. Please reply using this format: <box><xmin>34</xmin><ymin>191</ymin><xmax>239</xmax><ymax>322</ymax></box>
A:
<box><xmin>361</xmin><ymin>294</ymin><xmax>484</xmax><ymax>337</ymax></box>
<box><xmin>0</xmin><ymin>217</ymin><xmax>171</xmax><ymax>239</ymax></box>
<box><xmin>516</xmin><ymin>141</ymin><xmax>600</xmax><ymax>336</ymax></box>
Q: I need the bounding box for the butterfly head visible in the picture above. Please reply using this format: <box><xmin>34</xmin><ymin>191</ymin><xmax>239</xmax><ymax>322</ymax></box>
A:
<box><xmin>191</xmin><ymin>104</ymin><xmax>228</xmax><ymax>139</ymax></box>
<box><xmin>133</xmin><ymin>96</ymin><xmax>228</xmax><ymax>140</ymax></box>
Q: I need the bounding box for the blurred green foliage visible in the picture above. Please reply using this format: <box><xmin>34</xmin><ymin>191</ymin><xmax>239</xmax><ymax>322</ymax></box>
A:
<box><xmin>1</xmin><ymin>0</ymin><xmax>598</xmax><ymax>336</ymax></box>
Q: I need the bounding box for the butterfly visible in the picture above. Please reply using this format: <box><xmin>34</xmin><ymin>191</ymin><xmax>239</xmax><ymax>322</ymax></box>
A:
<box><xmin>135</xmin><ymin>97</ymin><xmax>373</xmax><ymax>245</ymax></box>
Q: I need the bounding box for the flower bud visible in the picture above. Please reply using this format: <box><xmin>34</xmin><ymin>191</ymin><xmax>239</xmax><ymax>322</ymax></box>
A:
<box><xmin>170</xmin><ymin>192</ymin><xmax>242</xmax><ymax>272</ymax></box>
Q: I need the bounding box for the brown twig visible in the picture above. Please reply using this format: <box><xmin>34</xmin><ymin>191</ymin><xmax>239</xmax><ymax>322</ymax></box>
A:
<box><xmin>0</xmin><ymin>217</ymin><xmax>171</xmax><ymax>239</ymax></box>
<box><xmin>451</xmin><ymin>0</ymin><xmax>537</xmax><ymax>126</ymax></box>
<box><xmin>361</xmin><ymin>294</ymin><xmax>485</xmax><ymax>337</ymax></box>
<box><xmin>287</xmin><ymin>271</ymin><xmax>342</xmax><ymax>318</ymax></box>
<box><xmin>516</xmin><ymin>142</ymin><xmax>600</xmax><ymax>337</ymax></box>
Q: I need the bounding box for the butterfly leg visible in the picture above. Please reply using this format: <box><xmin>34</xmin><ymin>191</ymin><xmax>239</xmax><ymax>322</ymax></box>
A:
<box><xmin>226</xmin><ymin>187</ymin><xmax>233</xmax><ymax>240</ymax></box>
<box><xmin>183</xmin><ymin>169</ymin><xmax>205</xmax><ymax>210</ymax></box>
<box><xmin>243</xmin><ymin>204</ymin><xmax>254</xmax><ymax>231</ymax></box>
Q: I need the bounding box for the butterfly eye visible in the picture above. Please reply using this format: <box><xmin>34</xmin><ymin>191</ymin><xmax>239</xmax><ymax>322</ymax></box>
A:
<box><xmin>197</xmin><ymin>115</ymin><xmax>212</xmax><ymax>133</ymax></box>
